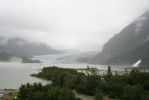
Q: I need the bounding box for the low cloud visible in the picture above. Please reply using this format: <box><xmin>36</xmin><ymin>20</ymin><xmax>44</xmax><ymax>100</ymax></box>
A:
<box><xmin>135</xmin><ymin>16</ymin><xmax>147</xmax><ymax>34</ymax></box>
<box><xmin>9</xmin><ymin>57</ymin><xmax>23</xmax><ymax>63</ymax></box>
<box><xmin>0</xmin><ymin>0</ymin><xmax>149</xmax><ymax>50</ymax></box>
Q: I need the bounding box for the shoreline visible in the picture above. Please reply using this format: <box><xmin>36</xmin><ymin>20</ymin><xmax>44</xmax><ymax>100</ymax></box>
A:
<box><xmin>0</xmin><ymin>89</ymin><xmax>18</xmax><ymax>100</ymax></box>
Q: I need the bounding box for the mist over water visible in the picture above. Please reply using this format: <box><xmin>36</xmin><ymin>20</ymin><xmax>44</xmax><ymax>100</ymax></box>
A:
<box><xmin>0</xmin><ymin>60</ymin><xmax>126</xmax><ymax>89</ymax></box>
<box><xmin>9</xmin><ymin>57</ymin><xmax>23</xmax><ymax>63</ymax></box>
<box><xmin>0</xmin><ymin>62</ymin><xmax>49</xmax><ymax>89</ymax></box>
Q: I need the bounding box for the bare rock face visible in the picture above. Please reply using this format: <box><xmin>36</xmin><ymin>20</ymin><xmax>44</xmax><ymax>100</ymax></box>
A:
<box><xmin>90</xmin><ymin>11</ymin><xmax>149</xmax><ymax>66</ymax></box>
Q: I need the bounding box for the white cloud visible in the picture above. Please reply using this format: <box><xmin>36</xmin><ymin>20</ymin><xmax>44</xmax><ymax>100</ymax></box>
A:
<box><xmin>0</xmin><ymin>0</ymin><xmax>148</xmax><ymax>50</ymax></box>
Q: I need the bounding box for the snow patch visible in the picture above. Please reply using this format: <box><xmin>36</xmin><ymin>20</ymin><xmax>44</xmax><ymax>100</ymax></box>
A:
<box><xmin>132</xmin><ymin>59</ymin><xmax>141</xmax><ymax>67</ymax></box>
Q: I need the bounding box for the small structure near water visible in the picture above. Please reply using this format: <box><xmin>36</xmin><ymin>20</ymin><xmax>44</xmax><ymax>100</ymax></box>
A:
<box><xmin>75</xmin><ymin>64</ymin><xmax>148</xmax><ymax>76</ymax></box>
<box><xmin>0</xmin><ymin>94</ymin><xmax>3</xmax><ymax>99</ymax></box>
<box><xmin>75</xmin><ymin>66</ymin><xmax>125</xmax><ymax>76</ymax></box>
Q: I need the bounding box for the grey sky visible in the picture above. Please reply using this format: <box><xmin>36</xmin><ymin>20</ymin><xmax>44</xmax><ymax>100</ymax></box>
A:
<box><xmin>0</xmin><ymin>0</ymin><xmax>149</xmax><ymax>51</ymax></box>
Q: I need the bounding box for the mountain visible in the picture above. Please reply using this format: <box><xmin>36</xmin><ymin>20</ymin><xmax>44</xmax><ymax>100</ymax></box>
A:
<box><xmin>0</xmin><ymin>52</ymin><xmax>41</xmax><ymax>63</ymax></box>
<box><xmin>56</xmin><ymin>50</ymin><xmax>97</xmax><ymax>64</ymax></box>
<box><xmin>104</xmin><ymin>41</ymin><xmax>149</xmax><ymax>66</ymax></box>
<box><xmin>0</xmin><ymin>37</ymin><xmax>61</xmax><ymax>57</ymax></box>
<box><xmin>32</xmin><ymin>49</ymin><xmax>97</xmax><ymax>64</ymax></box>
<box><xmin>88</xmin><ymin>11</ymin><xmax>149</xmax><ymax>66</ymax></box>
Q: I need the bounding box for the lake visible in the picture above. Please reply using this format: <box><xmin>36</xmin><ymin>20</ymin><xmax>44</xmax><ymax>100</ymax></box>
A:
<box><xmin>0</xmin><ymin>62</ymin><xmax>49</xmax><ymax>89</ymax></box>
<box><xmin>0</xmin><ymin>62</ymin><xmax>126</xmax><ymax>89</ymax></box>
<box><xmin>0</xmin><ymin>62</ymin><xmax>126</xmax><ymax>100</ymax></box>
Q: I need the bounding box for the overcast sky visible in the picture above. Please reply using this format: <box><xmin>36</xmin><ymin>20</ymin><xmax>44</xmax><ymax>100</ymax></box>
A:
<box><xmin>0</xmin><ymin>0</ymin><xmax>149</xmax><ymax>51</ymax></box>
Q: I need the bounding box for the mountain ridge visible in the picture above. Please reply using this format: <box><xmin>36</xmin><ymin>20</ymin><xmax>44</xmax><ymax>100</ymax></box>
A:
<box><xmin>0</xmin><ymin>37</ymin><xmax>62</xmax><ymax>57</ymax></box>
<box><xmin>0</xmin><ymin>52</ymin><xmax>41</xmax><ymax>63</ymax></box>
<box><xmin>82</xmin><ymin>11</ymin><xmax>149</xmax><ymax>66</ymax></box>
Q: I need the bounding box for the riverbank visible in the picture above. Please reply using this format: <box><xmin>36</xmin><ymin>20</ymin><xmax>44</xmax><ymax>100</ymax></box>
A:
<box><xmin>0</xmin><ymin>89</ymin><xmax>18</xmax><ymax>100</ymax></box>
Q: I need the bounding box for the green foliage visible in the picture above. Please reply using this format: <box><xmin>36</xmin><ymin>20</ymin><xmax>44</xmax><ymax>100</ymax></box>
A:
<box><xmin>107</xmin><ymin>66</ymin><xmax>112</xmax><ymax>75</ymax></box>
<box><xmin>122</xmin><ymin>85</ymin><xmax>148</xmax><ymax>100</ymax></box>
<box><xmin>94</xmin><ymin>90</ymin><xmax>103</xmax><ymax>100</ymax></box>
<box><xmin>76</xmin><ymin>75</ymin><xmax>101</xmax><ymax>95</ymax></box>
<box><xmin>34</xmin><ymin>66</ymin><xmax>81</xmax><ymax>87</ymax></box>
<box><xmin>102</xmin><ymin>69</ymin><xmax>149</xmax><ymax>99</ymax></box>
<box><xmin>18</xmin><ymin>83</ymin><xmax>78</xmax><ymax>100</ymax></box>
<box><xmin>31</xmin><ymin>66</ymin><xmax>149</xmax><ymax>100</ymax></box>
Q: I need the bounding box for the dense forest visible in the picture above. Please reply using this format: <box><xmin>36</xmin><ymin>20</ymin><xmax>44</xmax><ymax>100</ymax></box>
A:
<box><xmin>18</xmin><ymin>66</ymin><xmax>149</xmax><ymax>100</ymax></box>
<box><xmin>18</xmin><ymin>83</ymin><xmax>81</xmax><ymax>100</ymax></box>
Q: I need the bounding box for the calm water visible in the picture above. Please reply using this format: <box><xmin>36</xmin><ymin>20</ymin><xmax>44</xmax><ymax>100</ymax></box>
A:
<box><xmin>0</xmin><ymin>62</ymin><xmax>126</xmax><ymax>100</ymax></box>
<box><xmin>0</xmin><ymin>62</ymin><xmax>126</xmax><ymax>89</ymax></box>
<box><xmin>0</xmin><ymin>62</ymin><xmax>50</xmax><ymax>89</ymax></box>
<box><xmin>0</xmin><ymin>62</ymin><xmax>90</xmax><ymax>89</ymax></box>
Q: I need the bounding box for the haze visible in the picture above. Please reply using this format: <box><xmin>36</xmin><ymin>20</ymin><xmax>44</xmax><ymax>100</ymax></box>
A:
<box><xmin>0</xmin><ymin>0</ymin><xmax>149</xmax><ymax>51</ymax></box>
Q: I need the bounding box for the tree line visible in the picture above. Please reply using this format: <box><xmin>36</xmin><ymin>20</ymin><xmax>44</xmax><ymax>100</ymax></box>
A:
<box><xmin>19</xmin><ymin>66</ymin><xmax>149</xmax><ymax>100</ymax></box>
